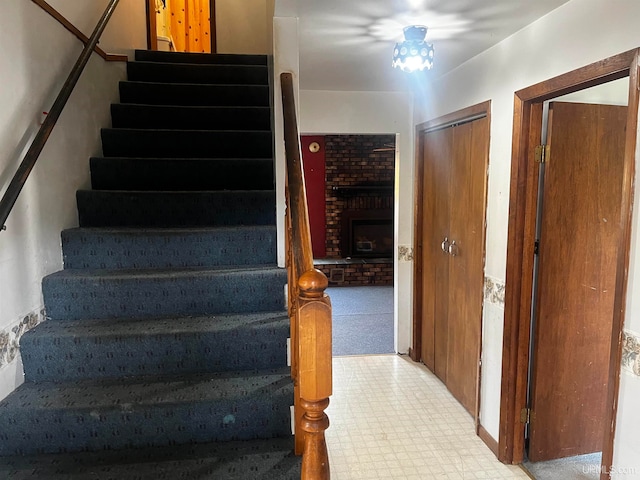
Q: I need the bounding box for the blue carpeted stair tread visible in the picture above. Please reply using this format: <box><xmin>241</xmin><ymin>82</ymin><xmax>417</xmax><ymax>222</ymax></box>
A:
<box><xmin>119</xmin><ymin>81</ymin><xmax>269</xmax><ymax>107</ymax></box>
<box><xmin>135</xmin><ymin>49</ymin><xmax>267</xmax><ymax>65</ymax></box>
<box><xmin>89</xmin><ymin>157</ymin><xmax>275</xmax><ymax>191</ymax></box>
<box><xmin>47</xmin><ymin>263</ymin><xmax>281</xmax><ymax>278</ymax></box>
<box><xmin>24</xmin><ymin>311</ymin><xmax>288</xmax><ymax>337</ymax></box>
<box><xmin>62</xmin><ymin>225</ymin><xmax>277</xmax><ymax>269</ymax></box>
<box><xmin>110</xmin><ymin>104</ymin><xmax>271</xmax><ymax>130</ymax></box>
<box><xmin>42</xmin><ymin>266</ymin><xmax>287</xmax><ymax>321</ymax></box>
<box><xmin>0</xmin><ymin>367</ymin><xmax>292</xmax><ymax>409</ymax></box>
<box><xmin>0</xmin><ymin>437</ymin><xmax>299</xmax><ymax>480</ymax></box>
<box><xmin>21</xmin><ymin>312</ymin><xmax>289</xmax><ymax>382</ymax></box>
<box><xmin>101</xmin><ymin>128</ymin><xmax>273</xmax><ymax>158</ymax></box>
<box><xmin>0</xmin><ymin>369</ymin><xmax>293</xmax><ymax>455</ymax></box>
<box><xmin>127</xmin><ymin>61</ymin><xmax>268</xmax><ymax>85</ymax></box>
<box><xmin>76</xmin><ymin>190</ymin><xmax>276</xmax><ymax>228</ymax></box>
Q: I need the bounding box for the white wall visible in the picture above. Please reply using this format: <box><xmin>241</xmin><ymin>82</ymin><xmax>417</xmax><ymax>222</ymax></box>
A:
<box><xmin>299</xmin><ymin>90</ymin><xmax>414</xmax><ymax>354</ymax></box>
<box><xmin>272</xmin><ymin>14</ymin><xmax>300</xmax><ymax>269</ymax></box>
<box><xmin>616</xmin><ymin>113</ymin><xmax>640</xmax><ymax>477</ymax></box>
<box><xmin>266</xmin><ymin>0</ymin><xmax>275</xmax><ymax>55</ymax></box>
<box><xmin>412</xmin><ymin>0</ymin><xmax>640</xmax><ymax>473</ymax></box>
<box><xmin>0</xmin><ymin>0</ymin><xmax>144</xmax><ymax>401</ymax></box>
<box><xmin>46</xmin><ymin>0</ymin><xmax>147</xmax><ymax>57</ymax></box>
<box><xmin>216</xmin><ymin>0</ymin><xmax>269</xmax><ymax>54</ymax></box>
<box><xmin>556</xmin><ymin>77</ymin><xmax>629</xmax><ymax>106</ymax></box>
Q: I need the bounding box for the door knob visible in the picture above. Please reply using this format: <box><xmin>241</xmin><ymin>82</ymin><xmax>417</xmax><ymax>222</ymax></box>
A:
<box><xmin>448</xmin><ymin>240</ymin><xmax>458</xmax><ymax>257</ymax></box>
<box><xmin>441</xmin><ymin>237</ymin><xmax>449</xmax><ymax>253</ymax></box>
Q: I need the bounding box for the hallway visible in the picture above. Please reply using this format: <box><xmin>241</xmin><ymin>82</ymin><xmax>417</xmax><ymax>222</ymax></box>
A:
<box><xmin>326</xmin><ymin>355</ymin><xmax>529</xmax><ymax>479</ymax></box>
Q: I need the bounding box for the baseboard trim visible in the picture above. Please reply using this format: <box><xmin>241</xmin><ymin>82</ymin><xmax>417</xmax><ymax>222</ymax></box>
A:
<box><xmin>478</xmin><ymin>424</ymin><xmax>499</xmax><ymax>458</ymax></box>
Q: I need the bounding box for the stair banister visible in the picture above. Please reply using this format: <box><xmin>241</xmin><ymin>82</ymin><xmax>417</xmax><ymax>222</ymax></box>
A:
<box><xmin>0</xmin><ymin>0</ymin><xmax>122</xmax><ymax>231</ymax></box>
<box><xmin>280</xmin><ymin>72</ymin><xmax>332</xmax><ymax>480</ymax></box>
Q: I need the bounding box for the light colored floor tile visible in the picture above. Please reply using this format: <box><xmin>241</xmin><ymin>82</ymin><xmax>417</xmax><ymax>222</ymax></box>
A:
<box><xmin>326</xmin><ymin>354</ymin><xmax>529</xmax><ymax>479</ymax></box>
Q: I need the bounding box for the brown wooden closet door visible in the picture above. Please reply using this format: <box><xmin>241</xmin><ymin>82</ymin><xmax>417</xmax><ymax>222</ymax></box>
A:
<box><xmin>447</xmin><ymin>118</ymin><xmax>488</xmax><ymax>414</ymax></box>
<box><xmin>420</xmin><ymin>127</ymin><xmax>452</xmax><ymax>379</ymax></box>
<box><xmin>528</xmin><ymin>102</ymin><xmax>627</xmax><ymax>462</ymax></box>
<box><xmin>419</xmin><ymin>117</ymin><xmax>488</xmax><ymax>415</ymax></box>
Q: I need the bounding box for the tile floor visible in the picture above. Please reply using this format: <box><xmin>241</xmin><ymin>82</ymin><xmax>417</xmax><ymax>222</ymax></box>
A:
<box><xmin>326</xmin><ymin>354</ymin><xmax>530</xmax><ymax>479</ymax></box>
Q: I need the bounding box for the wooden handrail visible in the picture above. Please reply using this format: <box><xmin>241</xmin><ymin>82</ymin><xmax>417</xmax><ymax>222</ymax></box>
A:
<box><xmin>280</xmin><ymin>72</ymin><xmax>332</xmax><ymax>480</ymax></box>
<box><xmin>32</xmin><ymin>0</ymin><xmax>127</xmax><ymax>62</ymax></box>
<box><xmin>0</xmin><ymin>0</ymin><xmax>122</xmax><ymax>231</ymax></box>
<box><xmin>281</xmin><ymin>74</ymin><xmax>314</xmax><ymax>275</ymax></box>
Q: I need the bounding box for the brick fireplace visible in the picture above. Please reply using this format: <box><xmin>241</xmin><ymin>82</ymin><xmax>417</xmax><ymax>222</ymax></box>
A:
<box><xmin>313</xmin><ymin>134</ymin><xmax>395</xmax><ymax>286</ymax></box>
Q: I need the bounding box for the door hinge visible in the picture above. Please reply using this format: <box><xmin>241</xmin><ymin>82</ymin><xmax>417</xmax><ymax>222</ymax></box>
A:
<box><xmin>520</xmin><ymin>407</ymin><xmax>531</xmax><ymax>424</ymax></box>
<box><xmin>534</xmin><ymin>240</ymin><xmax>540</xmax><ymax>255</ymax></box>
<box><xmin>535</xmin><ymin>144</ymin><xmax>549</xmax><ymax>164</ymax></box>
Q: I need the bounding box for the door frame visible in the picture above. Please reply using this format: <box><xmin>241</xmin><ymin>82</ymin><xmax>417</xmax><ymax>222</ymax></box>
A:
<box><xmin>412</xmin><ymin>100</ymin><xmax>492</xmax><ymax>428</ymax></box>
<box><xmin>498</xmin><ymin>48</ymin><xmax>640</xmax><ymax>478</ymax></box>
<box><xmin>146</xmin><ymin>0</ymin><xmax>157</xmax><ymax>50</ymax></box>
<box><xmin>209</xmin><ymin>0</ymin><xmax>217</xmax><ymax>53</ymax></box>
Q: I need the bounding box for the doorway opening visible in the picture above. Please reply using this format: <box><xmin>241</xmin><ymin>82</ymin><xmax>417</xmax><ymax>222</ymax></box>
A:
<box><xmin>521</xmin><ymin>79</ymin><xmax>629</xmax><ymax>480</ymax></box>
<box><xmin>300</xmin><ymin>134</ymin><xmax>396</xmax><ymax>356</ymax></box>
<box><xmin>499</xmin><ymin>49</ymin><xmax>640</xmax><ymax>479</ymax></box>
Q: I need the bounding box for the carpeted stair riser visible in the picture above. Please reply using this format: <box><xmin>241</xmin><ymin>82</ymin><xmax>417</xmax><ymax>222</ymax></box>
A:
<box><xmin>21</xmin><ymin>312</ymin><xmax>289</xmax><ymax>383</ymax></box>
<box><xmin>110</xmin><ymin>104</ymin><xmax>271</xmax><ymax>130</ymax></box>
<box><xmin>76</xmin><ymin>190</ymin><xmax>276</xmax><ymax>227</ymax></box>
<box><xmin>0</xmin><ymin>369</ymin><xmax>292</xmax><ymax>456</ymax></box>
<box><xmin>101</xmin><ymin>129</ymin><xmax>272</xmax><ymax>158</ymax></box>
<box><xmin>127</xmin><ymin>62</ymin><xmax>268</xmax><ymax>85</ymax></box>
<box><xmin>62</xmin><ymin>226</ymin><xmax>277</xmax><ymax>269</ymax></box>
<box><xmin>42</xmin><ymin>266</ymin><xmax>287</xmax><ymax>321</ymax></box>
<box><xmin>0</xmin><ymin>438</ymin><xmax>299</xmax><ymax>480</ymax></box>
<box><xmin>90</xmin><ymin>158</ymin><xmax>274</xmax><ymax>191</ymax></box>
<box><xmin>135</xmin><ymin>49</ymin><xmax>267</xmax><ymax>65</ymax></box>
<box><xmin>119</xmin><ymin>82</ymin><xmax>269</xmax><ymax>107</ymax></box>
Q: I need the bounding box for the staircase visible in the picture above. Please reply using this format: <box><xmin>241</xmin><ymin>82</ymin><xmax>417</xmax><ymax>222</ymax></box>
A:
<box><xmin>0</xmin><ymin>50</ymin><xmax>301</xmax><ymax>478</ymax></box>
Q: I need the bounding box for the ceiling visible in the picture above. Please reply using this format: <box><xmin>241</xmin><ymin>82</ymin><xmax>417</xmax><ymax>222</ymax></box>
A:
<box><xmin>298</xmin><ymin>0</ymin><xmax>571</xmax><ymax>92</ymax></box>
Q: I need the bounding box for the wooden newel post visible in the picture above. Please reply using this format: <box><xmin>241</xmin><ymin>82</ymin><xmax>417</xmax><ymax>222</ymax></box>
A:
<box><xmin>301</xmin><ymin>397</ymin><xmax>330</xmax><ymax>479</ymax></box>
<box><xmin>298</xmin><ymin>268</ymin><xmax>332</xmax><ymax>480</ymax></box>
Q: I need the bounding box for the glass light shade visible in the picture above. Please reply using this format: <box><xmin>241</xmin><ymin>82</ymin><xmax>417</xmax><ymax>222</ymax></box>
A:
<box><xmin>392</xmin><ymin>25</ymin><xmax>434</xmax><ymax>72</ymax></box>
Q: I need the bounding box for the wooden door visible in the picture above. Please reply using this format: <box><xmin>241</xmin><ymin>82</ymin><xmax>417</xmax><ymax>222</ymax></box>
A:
<box><xmin>420</xmin><ymin>117</ymin><xmax>489</xmax><ymax>415</ymax></box>
<box><xmin>147</xmin><ymin>0</ymin><xmax>215</xmax><ymax>52</ymax></box>
<box><xmin>446</xmin><ymin>118</ymin><xmax>488</xmax><ymax>413</ymax></box>
<box><xmin>420</xmin><ymin>127</ymin><xmax>452</xmax><ymax>378</ymax></box>
<box><xmin>528</xmin><ymin>102</ymin><xmax>627</xmax><ymax>462</ymax></box>
<box><xmin>170</xmin><ymin>0</ymin><xmax>212</xmax><ymax>53</ymax></box>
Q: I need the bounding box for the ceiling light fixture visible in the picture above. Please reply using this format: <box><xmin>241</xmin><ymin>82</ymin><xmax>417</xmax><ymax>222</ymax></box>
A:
<box><xmin>392</xmin><ymin>25</ymin><xmax>434</xmax><ymax>72</ymax></box>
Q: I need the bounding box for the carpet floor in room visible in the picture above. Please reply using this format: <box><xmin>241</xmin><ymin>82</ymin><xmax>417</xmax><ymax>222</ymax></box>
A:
<box><xmin>327</xmin><ymin>286</ymin><xmax>394</xmax><ymax>356</ymax></box>
<box><xmin>523</xmin><ymin>452</ymin><xmax>602</xmax><ymax>480</ymax></box>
